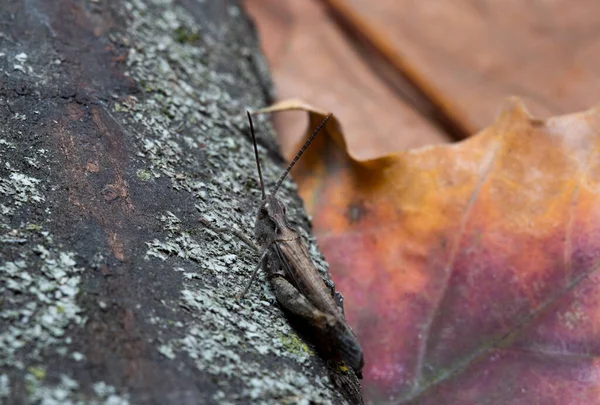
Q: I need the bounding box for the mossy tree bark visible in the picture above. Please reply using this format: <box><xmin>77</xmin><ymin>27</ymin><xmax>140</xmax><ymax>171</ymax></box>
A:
<box><xmin>0</xmin><ymin>1</ymin><xmax>360</xmax><ymax>404</ymax></box>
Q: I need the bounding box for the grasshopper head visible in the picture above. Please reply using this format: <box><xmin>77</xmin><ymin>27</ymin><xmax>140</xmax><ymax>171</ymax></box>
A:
<box><xmin>245</xmin><ymin>111</ymin><xmax>330</xmax><ymax>249</ymax></box>
<box><xmin>254</xmin><ymin>195</ymin><xmax>288</xmax><ymax>247</ymax></box>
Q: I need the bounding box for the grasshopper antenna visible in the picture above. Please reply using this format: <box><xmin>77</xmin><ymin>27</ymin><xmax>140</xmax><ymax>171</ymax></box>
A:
<box><xmin>271</xmin><ymin>113</ymin><xmax>332</xmax><ymax>196</ymax></box>
<box><xmin>247</xmin><ymin>111</ymin><xmax>266</xmax><ymax>200</ymax></box>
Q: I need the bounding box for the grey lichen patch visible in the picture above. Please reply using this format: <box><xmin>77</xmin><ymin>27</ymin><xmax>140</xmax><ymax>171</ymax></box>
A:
<box><xmin>157</xmin><ymin>344</ymin><xmax>176</xmax><ymax>360</ymax></box>
<box><xmin>0</xmin><ymin>374</ymin><xmax>10</xmax><ymax>399</ymax></box>
<box><xmin>0</xmin><ymin>248</ymin><xmax>84</xmax><ymax>370</ymax></box>
<box><xmin>244</xmin><ymin>371</ymin><xmax>331</xmax><ymax>405</ymax></box>
<box><xmin>24</xmin><ymin>373</ymin><xmax>130</xmax><ymax>405</ymax></box>
<box><xmin>0</xmin><ymin>172</ymin><xmax>45</xmax><ymax>208</ymax></box>
<box><xmin>145</xmin><ymin>212</ymin><xmax>208</xmax><ymax>263</ymax></box>
<box><xmin>92</xmin><ymin>382</ymin><xmax>130</xmax><ymax>405</ymax></box>
<box><xmin>11</xmin><ymin>51</ymin><xmax>33</xmax><ymax>75</ymax></box>
<box><xmin>0</xmin><ymin>135</ymin><xmax>48</xmax><ymax>219</ymax></box>
<box><xmin>0</xmin><ymin>168</ymin><xmax>47</xmax><ymax>244</ymax></box>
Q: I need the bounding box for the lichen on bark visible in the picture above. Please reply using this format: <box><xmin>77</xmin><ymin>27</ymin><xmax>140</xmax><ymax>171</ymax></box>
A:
<box><xmin>0</xmin><ymin>0</ymin><xmax>356</xmax><ymax>404</ymax></box>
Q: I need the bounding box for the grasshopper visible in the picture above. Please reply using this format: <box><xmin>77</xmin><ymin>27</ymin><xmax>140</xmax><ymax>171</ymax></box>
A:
<box><xmin>238</xmin><ymin>111</ymin><xmax>365</xmax><ymax>377</ymax></box>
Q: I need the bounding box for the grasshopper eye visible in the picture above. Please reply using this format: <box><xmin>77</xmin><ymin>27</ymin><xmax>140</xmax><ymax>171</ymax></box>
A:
<box><xmin>259</xmin><ymin>207</ymin><xmax>267</xmax><ymax>218</ymax></box>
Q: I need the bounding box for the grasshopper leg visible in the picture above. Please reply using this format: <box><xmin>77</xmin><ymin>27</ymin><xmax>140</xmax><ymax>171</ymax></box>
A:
<box><xmin>236</xmin><ymin>250</ymin><xmax>268</xmax><ymax>301</ymax></box>
<box><xmin>270</xmin><ymin>276</ymin><xmax>336</xmax><ymax>330</ymax></box>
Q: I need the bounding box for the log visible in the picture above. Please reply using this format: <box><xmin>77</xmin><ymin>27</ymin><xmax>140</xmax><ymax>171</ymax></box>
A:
<box><xmin>0</xmin><ymin>0</ymin><xmax>361</xmax><ymax>403</ymax></box>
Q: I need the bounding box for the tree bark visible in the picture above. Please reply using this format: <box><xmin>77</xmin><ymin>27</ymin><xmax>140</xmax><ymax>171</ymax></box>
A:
<box><xmin>0</xmin><ymin>1</ymin><xmax>360</xmax><ymax>404</ymax></box>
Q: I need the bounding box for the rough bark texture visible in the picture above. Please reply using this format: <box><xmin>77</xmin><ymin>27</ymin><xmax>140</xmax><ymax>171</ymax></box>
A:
<box><xmin>0</xmin><ymin>1</ymin><xmax>358</xmax><ymax>404</ymax></box>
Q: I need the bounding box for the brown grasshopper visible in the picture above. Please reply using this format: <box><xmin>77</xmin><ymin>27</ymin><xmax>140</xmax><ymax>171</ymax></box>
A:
<box><xmin>238</xmin><ymin>111</ymin><xmax>365</xmax><ymax>377</ymax></box>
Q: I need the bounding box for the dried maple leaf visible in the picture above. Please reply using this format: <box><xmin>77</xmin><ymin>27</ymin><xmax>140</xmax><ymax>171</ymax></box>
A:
<box><xmin>261</xmin><ymin>98</ymin><xmax>600</xmax><ymax>404</ymax></box>
<box><xmin>246</xmin><ymin>0</ymin><xmax>600</xmax><ymax>161</ymax></box>
<box><xmin>244</xmin><ymin>0</ymin><xmax>448</xmax><ymax>159</ymax></box>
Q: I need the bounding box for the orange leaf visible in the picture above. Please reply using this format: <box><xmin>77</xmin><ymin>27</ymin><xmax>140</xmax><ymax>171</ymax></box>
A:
<box><xmin>263</xmin><ymin>98</ymin><xmax>600</xmax><ymax>404</ymax></box>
